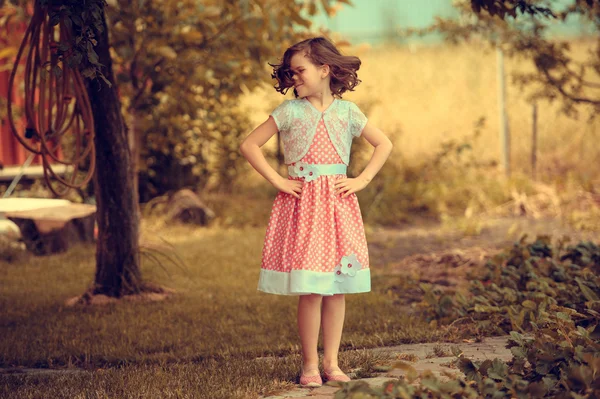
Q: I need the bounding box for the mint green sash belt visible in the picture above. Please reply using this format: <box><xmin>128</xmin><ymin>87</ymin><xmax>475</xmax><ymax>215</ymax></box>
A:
<box><xmin>288</xmin><ymin>162</ymin><xmax>347</xmax><ymax>181</ymax></box>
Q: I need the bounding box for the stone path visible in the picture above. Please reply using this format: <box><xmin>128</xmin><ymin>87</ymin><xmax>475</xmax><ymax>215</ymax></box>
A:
<box><xmin>261</xmin><ymin>334</ymin><xmax>518</xmax><ymax>399</ymax></box>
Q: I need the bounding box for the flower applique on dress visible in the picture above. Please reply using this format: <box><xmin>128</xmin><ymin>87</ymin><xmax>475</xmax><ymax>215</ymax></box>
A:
<box><xmin>333</xmin><ymin>254</ymin><xmax>362</xmax><ymax>283</ymax></box>
<box><xmin>291</xmin><ymin>161</ymin><xmax>320</xmax><ymax>182</ymax></box>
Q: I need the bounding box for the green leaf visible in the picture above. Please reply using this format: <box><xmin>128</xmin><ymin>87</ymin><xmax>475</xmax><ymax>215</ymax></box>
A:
<box><xmin>71</xmin><ymin>14</ymin><xmax>83</xmax><ymax>27</ymax></box>
<box><xmin>81</xmin><ymin>67</ymin><xmax>96</xmax><ymax>78</ymax></box>
<box><xmin>556</xmin><ymin>312</ymin><xmax>571</xmax><ymax>321</ymax></box>
<box><xmin>487</xmin><ymin>371</ymin><xmax>504</xmax><ymax>381</ymax></box>
<box><xmin>58</xmin><ymin>42</ymin><xmax>70</xmax><ymax>52</ymax></box>
<box><xmin>509</xmin><ymin>331</ymin><xmax>524</xmax><ymax>343</ymax></box>
<box><xmin>63</xmin><ymin>16</ymin><xmax>72</xmax><ymax>31</ymax></box>
<box><xmin>522</xmin><ymin>299</ymin><xmax>537</xmax><ymax>310</ymax></box>
<box><xmin>474</xmin><ymin>304</ymin><xmax>501</xmax><ymax>313</ymax></box>
<box><xmin>50</xmin><ymin>14</ymin><xmax>60</xmax><ymax>26</ymax></box>
<box><xmin>86</xmin><ymin>41</ymin><xmax>99</xmax><ymax>65</ymax></box>
<box><xmin>510</xmin><ymin>346</ymin><xmax>526</xmax><ymax>358</ymax></box>
<box><xmin>575</xmin><ymin>277</ymin><xmax>599</xmax><ymax>301</ymax></box>
<box><xmin>52</xmin><ymin>65</ymin><xmax>62</xmax><ymax>78</ymax></box>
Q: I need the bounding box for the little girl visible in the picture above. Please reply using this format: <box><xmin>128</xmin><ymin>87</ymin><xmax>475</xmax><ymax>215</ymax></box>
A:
<box><xmin>240</xmin><ymin>37</ymin><xmax>393</xmax><ymax>388</ymax></box>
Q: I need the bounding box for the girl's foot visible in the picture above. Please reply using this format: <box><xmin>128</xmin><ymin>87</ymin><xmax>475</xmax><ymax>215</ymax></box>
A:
<box><xmin>323</xmin><ymin>366</ymin><xmax>351</xmax><ymax>382</ymax></box>
<box><xmin>299</xmin><ymin>366</ymin><xmax>322</xmax><ymax>387</ymax></box>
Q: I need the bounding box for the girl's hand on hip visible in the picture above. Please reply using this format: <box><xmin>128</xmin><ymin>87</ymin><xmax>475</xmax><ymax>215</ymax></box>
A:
<box><xmin>273</xmin><ymin>176</ymin><xmax>303</xmax><ymax>199</ymax></box>
<box><xmin>334</xmin><ymin>176</ymin><xmax>369</xmax><ymax>198</ymax></box>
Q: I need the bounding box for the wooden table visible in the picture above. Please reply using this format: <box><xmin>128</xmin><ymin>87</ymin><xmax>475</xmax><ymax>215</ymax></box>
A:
<box><xmin>1</xmin><ymin>200</ymin><xmax>96</xmax><ymax>256</ymax></box>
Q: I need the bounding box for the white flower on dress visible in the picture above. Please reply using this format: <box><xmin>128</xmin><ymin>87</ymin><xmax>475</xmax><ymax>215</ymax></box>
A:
<box><xmin>333</xmin><ymin>264</ymin><xmax>345</xmax><ymax>282</ymax></box>
<box><xmin>340</xmin><ymin>254</ymin><xmax>361</xmax><ymax>276</ymax></box>
<box><xmin>334</xmin><ymin>253</ymin><xmax>362</xmax><ymax>283</ymax></box>
<box><xmin>292</xmin><ymin>162</ymin><xmax>319</xmax><ymax>182</ymax></box>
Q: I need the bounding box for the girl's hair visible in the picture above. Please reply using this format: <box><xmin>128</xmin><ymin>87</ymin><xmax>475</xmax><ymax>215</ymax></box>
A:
<box><xmin>269</xmin><ymin>37</ymin><xmax>362</xmax><ymax>98</ymax></box>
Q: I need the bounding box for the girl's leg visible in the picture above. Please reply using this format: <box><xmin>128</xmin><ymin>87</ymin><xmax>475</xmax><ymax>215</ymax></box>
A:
<box><xmin>297</xmin><ymin>293</ymin><xmax>323</xmax><ymax>375</ymax></box>
<box><xmin>321</xmin><ymin>294</ymin><xmax>346</xmax><ymax>373</ymax></box>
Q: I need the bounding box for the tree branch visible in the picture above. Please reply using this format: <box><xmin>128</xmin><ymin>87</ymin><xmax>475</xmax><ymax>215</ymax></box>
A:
<box><xmin>131</xmin><ymin>58</ymin><xmax>165</xmax><ymax>110</ymax></box>
<box><xmin>540</xmin><ymin>67</ymin><xmax>600</xmax><ymax>105</ymax></box>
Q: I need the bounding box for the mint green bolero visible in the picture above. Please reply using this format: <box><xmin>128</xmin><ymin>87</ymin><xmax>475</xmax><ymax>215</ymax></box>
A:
<box><xmin>270</xmin><ymin>98</ymin><xmax>368</xmax><ymax>166</ymax></box>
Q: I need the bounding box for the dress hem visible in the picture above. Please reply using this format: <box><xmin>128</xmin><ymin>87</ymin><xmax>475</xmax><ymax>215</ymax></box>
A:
<box><xmin>257</xmin><ymin>268</ymin><xmax>371</xmax><ymax>296</ymax></box>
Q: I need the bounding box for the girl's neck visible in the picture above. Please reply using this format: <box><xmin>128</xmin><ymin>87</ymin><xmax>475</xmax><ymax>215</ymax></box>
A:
<box><xmin>304</xmin><ymin>91</ymin><xmax>335</xmax><ymax>112</ymax></box>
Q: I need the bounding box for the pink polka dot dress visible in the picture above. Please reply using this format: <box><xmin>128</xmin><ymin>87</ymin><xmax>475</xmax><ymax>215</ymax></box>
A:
<box><xmin>257</xmin><ymin>117</ymin><xmax>371</xmax><ymax>296</ymax></box>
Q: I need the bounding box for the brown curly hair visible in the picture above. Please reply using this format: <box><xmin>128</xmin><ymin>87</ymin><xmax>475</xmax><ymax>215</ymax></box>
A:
<box><xmin>269</xmin><ymin>36</ymin><xmax>362</xmax><ymax>98</ymax></box>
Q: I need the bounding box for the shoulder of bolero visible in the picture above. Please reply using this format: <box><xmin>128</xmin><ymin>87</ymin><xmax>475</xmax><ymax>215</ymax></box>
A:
<box><xmin>335</xmin><ymin>99</ymin><xmax>355</xmax><ymax>109</ymax></box>
<box><xmin>287</xmin><ymin>98</ymin><xmax>307</xmax><ymax>107</ymax></box>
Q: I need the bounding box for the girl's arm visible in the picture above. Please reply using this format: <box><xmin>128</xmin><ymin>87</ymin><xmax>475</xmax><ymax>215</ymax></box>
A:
<box><xmin>239</xmin><ymin>116</ymin><xmax>284</xmax><ymax>186</ymax></box>
<box><xmin>356</xmin><ymin>121</ymin><xmax>393</xmax><ymax>184</ymax></box>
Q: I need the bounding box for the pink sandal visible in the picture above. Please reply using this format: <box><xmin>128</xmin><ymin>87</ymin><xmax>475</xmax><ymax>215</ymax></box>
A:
<box><xmin>323</xmin><ymin>367</ymin><xmax>351</xmax><ymax>382</ymax></box>
<box><xmin>299</xmin><ymin>368</ymin><xmax>322</xmax><ymax>387</ymax></box>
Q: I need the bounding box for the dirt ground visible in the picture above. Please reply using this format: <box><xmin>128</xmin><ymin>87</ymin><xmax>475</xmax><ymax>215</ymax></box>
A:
<box><xmin>368</xmin><ymin>216</ymin><xmax>598</xmax><ymax>265</ymax></box>
<box><xmin>367</xmin><ymin>215</ymin><xmax>598</xmax><ymax>290</ymax></box>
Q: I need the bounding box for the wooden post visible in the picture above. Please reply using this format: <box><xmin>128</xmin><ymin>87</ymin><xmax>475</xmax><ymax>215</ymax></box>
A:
<box><xmin>531</xmin><ymin>102</ymin><xmax>538</xmax><ymax>180</ymax></box>
<box><xmin>497</xmin><ymin>46</ymin><xmax>511</xmax><ymax>177</ymax></box>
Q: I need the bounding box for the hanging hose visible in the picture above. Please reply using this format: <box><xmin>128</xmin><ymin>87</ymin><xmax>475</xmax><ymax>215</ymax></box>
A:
<box><xmin>6</xmin><ymin>0</ymin><xmax>96</xmax><ymax>197</ymax></box>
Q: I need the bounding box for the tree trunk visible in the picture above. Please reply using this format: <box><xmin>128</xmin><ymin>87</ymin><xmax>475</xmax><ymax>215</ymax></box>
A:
<box><xmin>85</xmin><ymin>10</ymin><xmax>142</xmax><ymax>297</ymax></box>
<box><xmin>127</xmin><ymin>111</ymin><xmax>141</xmax><ymax>201</ymax></box>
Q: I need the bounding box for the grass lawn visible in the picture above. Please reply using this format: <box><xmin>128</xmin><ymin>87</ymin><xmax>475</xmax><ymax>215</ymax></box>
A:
<box><xmin>0</xmin><ymin>224</ymin><xmax>465</xmax><ymax>398</ymax></box>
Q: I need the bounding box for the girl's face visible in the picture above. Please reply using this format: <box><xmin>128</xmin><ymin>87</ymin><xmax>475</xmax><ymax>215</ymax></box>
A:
<box><xmin>289</xmin><ymin>52</ymin><xmax>328</xmax><ymax>98</ymax></box>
